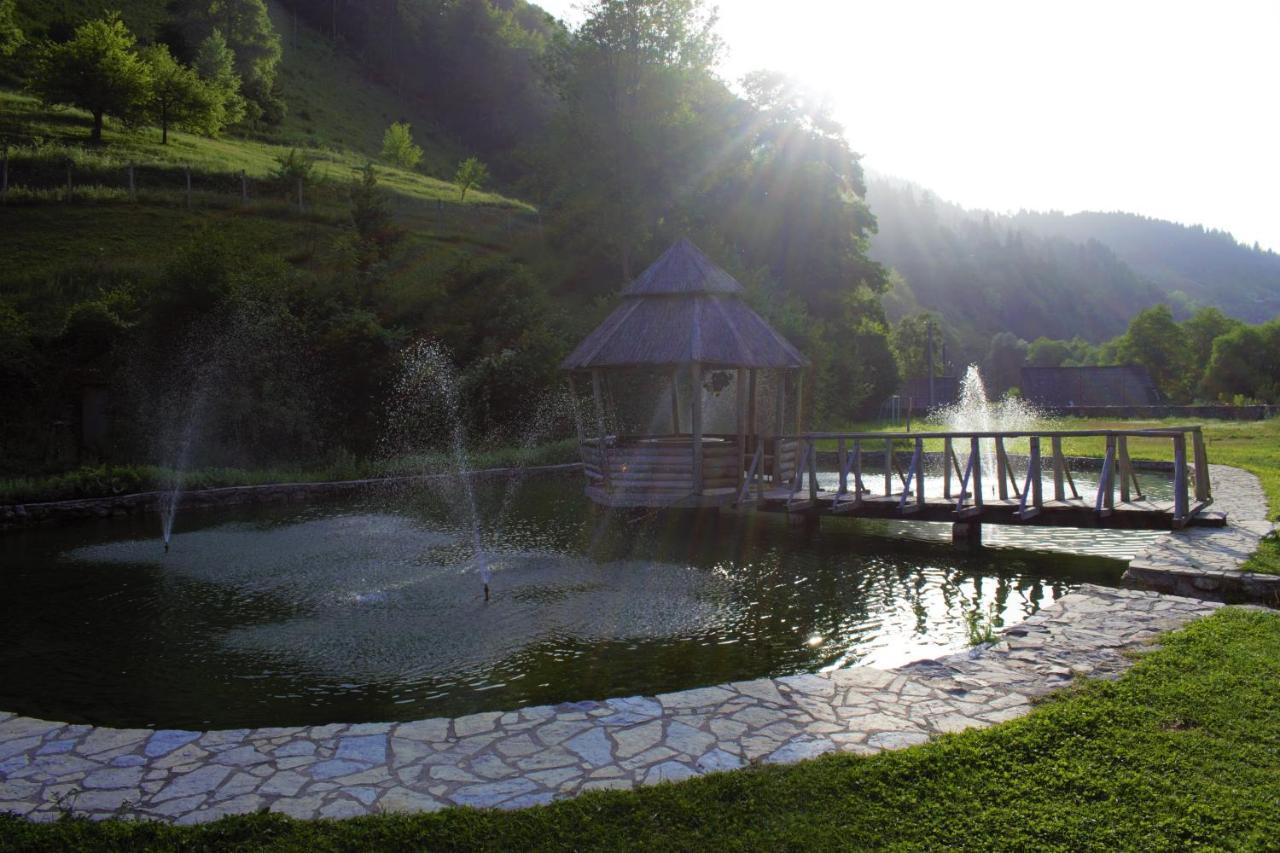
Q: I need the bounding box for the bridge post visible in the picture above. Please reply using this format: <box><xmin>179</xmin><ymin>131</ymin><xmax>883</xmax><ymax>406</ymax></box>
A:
<box><xmin>837</xmin><ymin>438</ymin><xmax>848</xmax><ymax>495</ymax></box>
<box><xmin>952</xmin><ymin>521</ymin><xmax>982</xmax><ymax>550</ymax></box>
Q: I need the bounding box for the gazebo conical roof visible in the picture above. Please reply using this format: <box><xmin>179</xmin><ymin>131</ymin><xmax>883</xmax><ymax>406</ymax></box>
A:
<box><xmin>561</xmin><ymin>239</ymin><xmax>809</xmax><ymax>370</ymax></box>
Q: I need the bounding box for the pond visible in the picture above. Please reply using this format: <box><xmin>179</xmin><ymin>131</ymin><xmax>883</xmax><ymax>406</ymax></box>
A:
<box><xmin>0</xmin><ymin>472</ymin><xmax>1153</xmax><ymax>730</ymax></box>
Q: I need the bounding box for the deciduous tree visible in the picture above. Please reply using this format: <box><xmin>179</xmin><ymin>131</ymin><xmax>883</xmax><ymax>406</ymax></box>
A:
<box><xmin>29</xmin><ymin>13</ymin><xmax>151</xmax><ymax>142</ymax></box>
<box><xmin>142</xmin><ymin>44</ymin><xmax>221</xmax><ymax>143</ymax></box>
<box><xmin>380</xmin><ymin>122</ymin><xmax>422</xmax><ymax>170</ymax></box>
<box><xmin>454</xmin><ymin>156</ymin><xmax>489</xmax><ymax>201</ymax></box>
<box><xmin>0</xmin><ymin>0</ymin><xmax>24</xmax><ymax>57</ymax></box>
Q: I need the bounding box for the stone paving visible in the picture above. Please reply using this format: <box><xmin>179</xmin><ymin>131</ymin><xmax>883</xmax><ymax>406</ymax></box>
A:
<box><xmin>0</xmin><ymin>465</ymin><xmax>1271</xmax><ymax>825</ymax></box>
<box><xmin>1124</xmin><ymin>464</ymin><xmax>1280</xmax><ymax>601</ymax></box>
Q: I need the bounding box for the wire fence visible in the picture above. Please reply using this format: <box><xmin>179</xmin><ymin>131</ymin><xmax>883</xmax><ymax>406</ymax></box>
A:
<box><xmin>0</xmin><ymin>149</ymin><xmax>543</xmax><ymax>244</ymax></box>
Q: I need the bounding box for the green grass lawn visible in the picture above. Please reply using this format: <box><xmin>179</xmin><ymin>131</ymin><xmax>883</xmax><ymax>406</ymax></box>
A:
<box><xmin>2</xmin><ymin>607</ymin><xmax>1277</xmax><ymax>851</ymax></box>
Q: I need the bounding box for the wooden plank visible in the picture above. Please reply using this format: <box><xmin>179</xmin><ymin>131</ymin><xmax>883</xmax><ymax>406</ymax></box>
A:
<box><xmin>809</xmin><ymin>441</ymin><xmax>820</xmax><ymax>501</ymax></box>
<box><xmin>915</xmin><ymin>437</ymin><xmax>926</xmax><ymax>509</ymax></box>
<box><xmin>943</xmin><ymin>437</ymin><xmax>953</xmax><ymax>499</ymax></box>
<box><xmin>970</xmin><ymin>436</ymin><xmax>983</xmax><ymax>506</ymax></box>
<box><xmin>996</xmin><ymin>437</ymin><xmax>1009</xmax><ymax>501</ymax></box>
<box><xmin>1173</xmin><ymin>433</ymin><xmax>1189</xmax><ymax>524</ymax></box>
<box><xmin>837</xmin><ymin>438</ymin><xmax>849</xmax><ymax>495</ymax></box>
<box><xmin>1192</xmin><ymin>428</ymin><xmax>1211</xmax><ymax>502</ymax></box>
<box><xmin>773</xmin><ymin>372</ymin><xmax>786</xmax><ymax>483</ymax></box>
<box><xmin>853</xmin><ymin>439</ymin><xmax>864</xmax><ymax>495</ymax></box>
<box><xmin>670</xmin><ymin>369</ymin><xmax>681</xmax><ymax>434</ymax></box>
<box><xmin>884</xmin><ymin>438</ymin><xmax>893</xmax><ymax>496</ymax></box>
<box><xmin>1118</xmin><ymin>435</ymin><xmax>1131</xmax><ymax>503</ymax></box>
<box><xmin>1052</xmin><ymin>436</ymin><xmax>1065</xmax><ymax>501</ymax></box>
<box><xmin>736</xmin><ymin>369</ymin><xmax>747</xmax><ymax>493</ymax></box>
<box><xmin>1030</xmin><ymin>436</ymin><xmax>1043</xmax><ymax>512</ymax></box>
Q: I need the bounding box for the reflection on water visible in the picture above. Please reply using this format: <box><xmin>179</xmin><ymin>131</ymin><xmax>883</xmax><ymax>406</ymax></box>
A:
<box><xmin>0</xmin><ymin>474</ymin><xmax>1126</xmax><ymax>729</ymax></box>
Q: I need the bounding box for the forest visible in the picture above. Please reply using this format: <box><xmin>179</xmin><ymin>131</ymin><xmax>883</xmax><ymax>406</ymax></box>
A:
<box><xmin>1</xmin><ymin>0</ymin><xmax>1277</xmax><ymax>486</ymax></box>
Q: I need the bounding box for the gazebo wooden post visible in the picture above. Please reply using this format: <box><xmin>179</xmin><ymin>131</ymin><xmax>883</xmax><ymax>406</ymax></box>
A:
<box><xmin>794</xmin><ymin>370</ymin><xmax>804</xmax><ymax>434</ymax></box>
<box><xmin>670</xmin><ymin>368</ymin><xmax>681</xmax><ymax>435</ymax></box>
<box><xmin>773</xmin><ymin>370</ymin><xmax>786</xmax><ymax>483</ymax></box>
<box><xmin>691</xmin><ymin>362</ymin><xmax>704</xmax><ymax>494</ymax></box>
<box><xmin>736</xmin><ymin>368</ymin><xmax>748</xmax><ymax>491</ymax></box>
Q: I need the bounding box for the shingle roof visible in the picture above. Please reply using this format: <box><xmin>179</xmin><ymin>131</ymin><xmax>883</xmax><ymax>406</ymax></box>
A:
<box><xmin>561</xmin><ymin>239</ymin><xmax>809</xmax><ymax>370</ymax></box>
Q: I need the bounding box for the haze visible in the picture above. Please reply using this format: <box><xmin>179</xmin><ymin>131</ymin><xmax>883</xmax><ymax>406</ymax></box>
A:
<box><xmin>540</xmin><ymin>0</ymin><xmax>1280</xmax><ymax>251</ymax></box>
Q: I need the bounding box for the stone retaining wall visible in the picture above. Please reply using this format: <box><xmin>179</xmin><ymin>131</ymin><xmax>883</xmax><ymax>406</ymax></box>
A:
<box><xmin>0</xmin><ymin>464</ymin><xmax>584</xmax><ymax>531</ymax></box>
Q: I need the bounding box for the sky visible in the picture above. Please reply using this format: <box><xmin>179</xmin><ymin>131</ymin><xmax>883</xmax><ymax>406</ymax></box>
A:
<box><xmin>534</xmin><ymin>0</ymin><xmax>1280</xmax><ymax>251</ymax></box>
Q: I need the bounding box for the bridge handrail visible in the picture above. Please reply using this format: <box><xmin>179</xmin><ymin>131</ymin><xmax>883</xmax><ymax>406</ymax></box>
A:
<box><xmin>776</xmin><ymin>425</ymin><xmax>1211</xmax><ymax>529</ymax></box>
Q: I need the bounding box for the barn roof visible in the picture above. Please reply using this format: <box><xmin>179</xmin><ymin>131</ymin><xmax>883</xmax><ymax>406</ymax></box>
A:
<box><xmin>561</xmin><ymin>239</ymin><xmax>809</xmax><ymax>370</ymax></box>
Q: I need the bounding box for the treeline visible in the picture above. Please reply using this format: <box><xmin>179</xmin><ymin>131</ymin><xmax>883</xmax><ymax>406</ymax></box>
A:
<box><xmin>1024</xmin><ymin>305</ymin><xmax>1280</xmax><ymax>405</ymax></box>
<box><xmin>5</xmin><ymin>0</ymin><xmax>284</xmax><ymax>138</ymax></box>
<box><xmin>893</xmin><ymin>302</ymin><xmax>1280</xmax><ymax>405</ymax></box>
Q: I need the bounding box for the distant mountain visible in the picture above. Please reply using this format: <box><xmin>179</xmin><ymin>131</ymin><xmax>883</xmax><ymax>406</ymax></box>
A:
<box><xmin>1007</xmin><ymin>211</ymin><xmax>1280</xmax><ymax>323</ymax></box>
<box><xmin>866</xmin><ymin>177</ymin><xmax>1280</xmax><ymax>359</ymax></box>
<box><xmin>866</xmin><ymin>177</ymin><xmax>1166</xmax><ymax>350</ymax></box>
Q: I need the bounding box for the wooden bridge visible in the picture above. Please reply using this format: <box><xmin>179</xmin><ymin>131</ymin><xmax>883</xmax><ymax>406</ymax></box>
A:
<box><xmin>741</xmin><ymin>426</ymin><xmax>1221</xmax><ymax>534</ymax></box>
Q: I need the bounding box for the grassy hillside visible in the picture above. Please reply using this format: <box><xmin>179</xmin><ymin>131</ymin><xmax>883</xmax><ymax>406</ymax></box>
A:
<box><xmin>0</xmin><ymin>92</ymin><xmax>531</xmax><ymax>210</ymax></box>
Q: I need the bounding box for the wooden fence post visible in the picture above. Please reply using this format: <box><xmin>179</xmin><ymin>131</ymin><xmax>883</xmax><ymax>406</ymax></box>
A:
<box><xmin>66</xmin><ymin>161</ymin><xmax>72</xmax><ymax>202</ymax></box>
<box><xmin>127</xmin><ymin>164</ymin><xmax>135</xmax><ymax>201</ymax></box>
<box><xmin>297</xmin><ymin>177</ymin><xmax>304</xmax><ymax>214</ymax></box>
<box><xmin>185</xmin><ymin>167</ymin><xmax>192</xmax><ymax>209</ymax></box>
<box><xmin>2</xmin><ymin>145</ymin><xmax>8</xmax><ymax>205</ymax></box>
<box><xmin>240</xmin><ymin>170</ymin><xmax>248</xmax><ymax>205</ymax></box>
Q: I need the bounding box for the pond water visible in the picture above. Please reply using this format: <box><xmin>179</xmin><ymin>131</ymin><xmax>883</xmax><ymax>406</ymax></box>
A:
<box><xmin>0</xmin><ymin>472</ymin><xmax>1148</xmax><ymax>730</ymax></box>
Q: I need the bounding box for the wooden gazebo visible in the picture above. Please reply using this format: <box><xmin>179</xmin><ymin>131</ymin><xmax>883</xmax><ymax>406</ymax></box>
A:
<box><xmin>562</xmin><ymin>239</ymin><xmax>810</xmax><ymax>508</ymax></box>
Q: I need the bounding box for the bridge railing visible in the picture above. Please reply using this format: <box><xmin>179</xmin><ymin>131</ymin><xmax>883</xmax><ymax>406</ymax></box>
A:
<box><xmin>765</xmin><ymin>427</ymin><xmax>1211</xmax><ymax>527</ymax></box>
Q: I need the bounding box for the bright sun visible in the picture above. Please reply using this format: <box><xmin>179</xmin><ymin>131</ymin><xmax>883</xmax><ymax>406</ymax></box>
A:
<box><xmin>540</xmin><ymin>0</ymin><xmax>1280</xmax><ymax>251</ymax></box>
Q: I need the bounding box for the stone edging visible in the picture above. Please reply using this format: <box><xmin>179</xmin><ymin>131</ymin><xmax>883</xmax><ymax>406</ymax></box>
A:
<box><xmin>0</xmin><ymin>463</ymin><xmax>584</xmax><ymax>531</ymax></box>
<box><xmin>1121</xmin><ymin>464</ymin><xmax>1280</xmax><ymax>603</ymax></box>
<box><xmin>0</xmin><ymin>465</ymin><xmax>1272</xmax><ymax>824</ymax></box>
<box><xmin>0</xmin><ymin>586</ymin><xmax>1223</xmax><ymax>823</ymax></box>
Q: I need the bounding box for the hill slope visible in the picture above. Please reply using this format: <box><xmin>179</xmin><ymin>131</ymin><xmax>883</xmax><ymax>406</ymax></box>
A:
<box><xmin>1007</xmin><ymin>210</ymin><xmax>1280</xmax><ymax>323</ymax></box>
<box><xmin>868</xmin><ymin>177</ymin><xmax>1166</xmax><ymax>349</ymax></box>
<box><xmin>868</xmin><ymin>176</ymin><xmax>1280</xmax><ymax>359</ymax></box>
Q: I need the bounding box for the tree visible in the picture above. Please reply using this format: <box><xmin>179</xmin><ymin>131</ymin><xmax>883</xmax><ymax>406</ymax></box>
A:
<box><xmin>142</xmin><ymin>45</ymin><xmax>221</xmax><ymax>143</ymax></box>
<box><xmin>1113</xmin><ymin>304</ymin><xmax>1194</xmax><ymax>402</ymax></box>
<box><xmin>893</xmin><ymin>313</ymin><xmax>946</xmax><ymax>379</ymax></box>
<box><xmin>349</xmin><ymin>163</ymin><xmax>401</xmax><ymax>273</ymax></box>
<box><xmin>454</xmin><ymin>156</ymin><xmax>489</xmax><ymax>201</ymax></box>
<box><xmin>544</xmin><ymin>0</ymin><xmax>722</xmax><ymax>278</ymax></box>
<box><xmin>174</xmin><ymin>0</ymin><xmax>283</xmax><ymax>123</ymax></box>
<box><xmin>29</xmin><ymin>13</ymin><xmax>151</xmax><ymax>142</ymax></box>
<box><xmin>194</xmin><ymin>30</ymin><xmax>246</xmax><ymax>127</ymax></box>
<box><xmin>983</xmin><ymin>332</ymin><xmax>1028</xmax><ymax>396</ymax></box>
<box><xmin>0</xmin><ymin>0</ymin><xmax>24</xmax><ymax>57</ymax></box>
<box><xmin>1203</xmin><ymin>319</ymin><xmax>1280</xmax><ymax>403</ymax></box>
<box><xmin>380</xmin><ymin>122</ymin><xmax>422</xmax><ymax>170</ymax></box>
<box><xmin>1027</xmin><ymin>337</ymin><xmax>1072</xmax><ymax>368</ymax></box>
<box><xmin>1182</xmin><ymin>306</ymin><xmax>1242</xmax><ymax>381</ymax></box>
